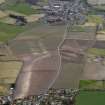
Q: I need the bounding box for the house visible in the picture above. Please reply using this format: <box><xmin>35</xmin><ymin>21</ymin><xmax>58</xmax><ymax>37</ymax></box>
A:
<box><xmin>44</xmin><ymin>0</ymin><xmax>87</xmax><ymax>24</ymax></box>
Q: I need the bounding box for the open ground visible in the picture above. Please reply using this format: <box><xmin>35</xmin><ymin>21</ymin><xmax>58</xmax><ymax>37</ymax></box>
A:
<box><xmin>1</xmin><ymin>0</ymin><xmax>105</xmax><ymax>94</ymax></box>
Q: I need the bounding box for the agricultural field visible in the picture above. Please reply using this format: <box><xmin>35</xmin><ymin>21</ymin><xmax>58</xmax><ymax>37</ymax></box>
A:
<box><xmin>0</xmin><ymin>84</ymin><xmax>10</xmax><ymax>95</ymax></box>
<box><xmin>5</xmin><ymin>3</ymin><xmax>41</xmax><ymax>15</ymax></box>
<box><xmin>53</xmin><ymin>63</ymin><xmax>84</xmax><ymax>89</ymax></box>
<box><xmin>87</xmin><ymin>15</ymin><xmax>104</xmax><ymax>24</ymax></box>
<box><xmin>96</xmin><ymin>32</ymin><xmax>105</xmax><ymax>41</ymax></box>
<box><xmin>76</xmin><ymin>91</ymin><xmax>105</xmax><ymax>105</ymax></box>
<box><xmin>97</xmin><ymin>36</ymin><xmax>105</xmax><ymax>41</ymax></box>
<box><xmin>67</xmin><ymin>23</ymin><xmax>96</xmax><ymax>40</ymax></box>
<box><xmin>83</xmin><ymin>60</ymin><xmax>105</xmax><ymax>80</ymax></box>
<box><xmin>87</xmin><ymin>48</ymin><xmax>105</xmax><ymax>56</ymax></box>
<box><xmin>70</xmin><ymin>25</ymin><xmax>88</xmax><ymax>32</ymax></box>
<box><xmin>9</xmin><ymin>39</ymin><xmax>41</xmax><ymax>55</ymax></box>
<box><xmin>94</xmin><ymin>4</ymin><xmax>105</xmax><ymax>11</ymax></box>
<box><xmin>70</xmin><ymin>19</ymin><xmax>97</xmax><ymax>32</ymax></box>
<box><xmin>0</xmin><ymin>20</ymin><xmax>41</xmax><ymax>42</ymax></box>
<box><xmin>0</xmin><ymin>0</ymin><xmax>44</xmax><ymax>42</ymax></box>
<box><xmin>79</xmin><ymin>80</ymin><xmax>105</xmax><ymax>89</ymax></box>
<box><xmin>0</xmin><ymin>61</ymin><xmax>22</xmax><ymax>84</ymax></box>
<box><xmin>88</xmin><ymin>6</ymin><xmax>105</xmax><ymax>15</ymax></box>
<box><xmin>10</xmin><ymin>23</ymin><xmax>66</xmax><ymax>54</ymax></box>
<box><xmin>0</xmin><ymin>61</ymin><xmax>22</xmax><ymax>95</ymax></box>
<box><xmin>0</xmin><ymin>0</ymin><xmax>5</xmax><ymax>4</ymax></box>
<box><xmin>0</xmin><ymin>1</ymin><xmax>41</xmax><ymax>15</ymax></box>
<box><xmin>1</xmin><ymin>0</ymin><xmax>105</xmax><ymax>96</ymax></box>
<box><xmin>0</xmin><ymin>22</ymin><xmax>26</xmax><ymax>42</ymax></box>
<box><xmin>67</xmin><ymin>31</ymin><xmax>96</xmax><ymax>40</ymax></box>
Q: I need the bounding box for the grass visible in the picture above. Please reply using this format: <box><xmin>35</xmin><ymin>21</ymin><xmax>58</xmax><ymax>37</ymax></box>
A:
<box><xmin>70</xmin><ymin>24</ymin><xmax>96</xmax><ymax>32</ymax></box>
<box><xmin>88</xmin><ymin>7</ymin><xmax>105</xmax><ymax>15</ymax></box>
<box><xmin>88</xmin><ymin>48</ymin><xmax>105</xmax><ymax>56</ymax></box>
<box><xmin>0</xmin><ymin>19</ymin><xmax>44</xmax><ymax>42</ymax></box>
<box><xmin>97</xmin><ymin>30</ymin><xmax>105</xmax><ymax>33</ymax></box>
<box><xmin>0</xmin><ymin>61</ymin><xmax>22</xmax><ymax>79</ymax></box>
<box><xmin>76</xmin><ymin>91</ymin><xmax>105</xmax><ymax>105</ymax></box>
<box><xmin>87</xmin><ymin>15</ymin><xmax>104</xmax><ymax>24</ymax></box>
<box><xmin>94</xmin><ymin>4</ymin><xmax>105</xmax><ymax>11</ymax></box>
<box><xmin>95</xmin><ymin>6</ymin><xmax>105</xmax><ymax>11</ymax></box>
<box><xmin>0</xmin><ymin>61</ymin><xmax>22</xmax><ymax>95</ymax></box>
<box><xmin>79</xmin><ymin>80</ymin><xmax>104</xmax><ymax>89</ymax></box>
<box><xmin>0</xmin><ymin>22</ymin><xmax>26</xmax><ymax>42</ymax></box>
<box><xmin>0</xmin><ymin>84</ymin><xmax>10</xmax><ymax>95</ymax></box>
<box><xmin>70</xmin><ymin>26</ymin><xmax>85</xmax><ymax>32</ymax></box>
<box><xmin>4</xmin><ymin>3</ymin><xmax>41</xmax><ymax>15</ymax></box>
<box><xmin>79</xmin><ymin>80</ymin><xmax>97</xmax><ymax>87</ymax></box>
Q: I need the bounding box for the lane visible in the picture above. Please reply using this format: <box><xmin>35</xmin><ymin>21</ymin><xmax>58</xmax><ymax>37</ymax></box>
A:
<box><xmin>14</xmin><ymin>51</ymin><xmax>61</xmax><ymax>99</ymax></box>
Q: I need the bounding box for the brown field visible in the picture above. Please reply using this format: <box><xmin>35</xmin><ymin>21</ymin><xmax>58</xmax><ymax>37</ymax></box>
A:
<box><xmin>82</xmin><ymin>58</ymin><xmax>105</xmax><ymax>80</ymax></box>
<box><xmin>9</xmin><ymin>23</ymin><xmax>66</xmax><ymax>57</ymax></box>
<box><xmin>0</xmin><ymin>10</ymin><xmax>7</xmax><ymax>18</ymax></box>
<box><xmin>53</xmin><ymin>63</ymin><xmax>84</xmax><ymax>89</ymax></box>
<box><xmin>14</xmin><ymin>51</ymin><xmax>61</xmax><ymax>99</ymax></box>
<box><xmin>0</xmin><ymin>61</ymin><xmax>22</xmax><ymax>84</ymax></box>
<box><xmin>26</xmin><ymin>14</ymin><xmax>45</xmax><ymax>22</ymax></box>
<box><xmin>0</xmin><ymin>20</ymin><xmax>103</xmax><ymax>92</ymax></box>
<box><xmin>0</xmin><ymin>0</ymin><xmax>5</xmax><ymax>4</ymax></box>
<box><xmin>67</xmin><ymin>31</ymin><xmax>96</xmax><ymax>40</ymax></box>
<box><xmin>93</xmin><ymin>41</ymin><xmax>105</xmax><ymax>49</ymax></box>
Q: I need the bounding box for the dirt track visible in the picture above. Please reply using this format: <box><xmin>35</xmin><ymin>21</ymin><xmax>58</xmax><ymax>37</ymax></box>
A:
<box><xmin>9</xmin><ymin>23</ymin><xmax>99</xmax><ymax>98</ymax></box>
<box><xmin>14</xmin><ymin>51</ymin><xmax>61</xmax><ymax>99</ymax></box>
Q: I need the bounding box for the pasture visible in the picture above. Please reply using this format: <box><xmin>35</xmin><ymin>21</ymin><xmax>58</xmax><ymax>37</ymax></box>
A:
<box><xmin>76</xmin><ymin>91</ymin><xmax>105</xmax><ymax>105</ymax></box>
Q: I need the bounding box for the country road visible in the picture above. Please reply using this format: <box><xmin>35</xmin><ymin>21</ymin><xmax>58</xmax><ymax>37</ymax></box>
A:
<box><xmin>14</xmin><ymin>51</ymin><xmax>61</xmax><ymax>99</ymax></box>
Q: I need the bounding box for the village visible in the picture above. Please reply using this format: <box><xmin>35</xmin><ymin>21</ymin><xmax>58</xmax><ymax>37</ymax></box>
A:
<box><xmin>0</xmin><ymin>0</ymin><xmax>105</xmax><ymax>105</ymax></box>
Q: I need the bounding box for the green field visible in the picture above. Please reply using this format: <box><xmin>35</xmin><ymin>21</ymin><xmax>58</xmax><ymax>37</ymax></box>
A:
<box><xmin>7</xmin><ymin>3</ymin><xmax>40</xmax><ymax>15</ymax></box>
<box><xmin>79</xmin><ymin>80</ymin><xmax>105</xmax><ymax>89</ymax></box>
<box><xmin>0</xmin><ymin>61</ymin><xmax>22</xmax><ymax>95</ymax></box>
<box><xmin>94</xmin><ymin>4</ymin><xmax>105</xmax><ymax>11</ymax></box>
<box><xmin>88</xmin><ymin>48</ymin><xmax>105</xmax><ymax>56</ymax></box>
<box><xmin>0</xmin><ymin>20</ymin><xmax>41</xmax><ymax>42</ymax></box>
<box><xmin>70</xmin><ymin>25</ymin><xmax>86</xmax><ymax>32</ymax></box>
<box><xmin>2</xmin><ymin>3</ymin><xmax>40</xmax><ymax>15</ymax></box>
<box><xmin>87</xmin><ymin>15</ymin><xmax>104</xmax><ymax>24</ymax></box>
<box><xmin>70</xmin><ymin>24</ymin><xmax>96</xmax><ymax>32</ymax></box>
<box><xmin>88</xmin><ymin>7</ymin><xmax>105</xmax><ymax>15</ymax></box>
<box><xmin>76</xmin><ymin>91</ymin><xmax>105</xmax><ymax>105</ymax></box>
<box><xmin>0</xmin><ymin>22</ymin><xmax>26</xmax><ymax>42</ymax></box>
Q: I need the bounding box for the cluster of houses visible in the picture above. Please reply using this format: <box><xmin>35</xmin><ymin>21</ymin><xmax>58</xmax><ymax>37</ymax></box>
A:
<box><xmin>0</xmin><ymin>88</ymin><xmax>79</xmax><ymax>105</ymax></box>
<box><xmin>43</xmin><ymin>0</ymin><xmax>88</xmax><ymax>24</ymax></box>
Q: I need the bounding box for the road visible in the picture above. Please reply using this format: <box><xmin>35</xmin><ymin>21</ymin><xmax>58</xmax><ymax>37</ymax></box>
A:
<box><xmin>14</xmin><ymin>51</ymin><xmax>61</xmax><ymax>99</ymax></box>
